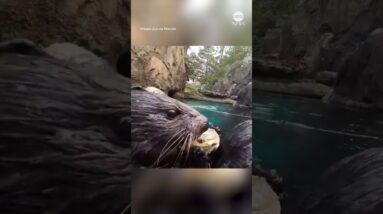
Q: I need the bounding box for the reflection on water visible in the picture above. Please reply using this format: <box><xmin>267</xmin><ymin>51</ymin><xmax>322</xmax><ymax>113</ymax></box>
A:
<box><xmin>253</xmin><ymin>91</ymin><xmax>383</xmax><ymax>212</ymax></box>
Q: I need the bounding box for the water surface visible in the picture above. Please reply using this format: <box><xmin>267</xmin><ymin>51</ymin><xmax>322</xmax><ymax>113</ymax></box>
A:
<box><xmin>182</xmin><ymin>99</ymin><xmax>251</xmax><ymax>134</ymax></box>
<box><xmin>253</xmin><ymin>91</ymin><xmax>383</xmax><ymax>212</ymax></box>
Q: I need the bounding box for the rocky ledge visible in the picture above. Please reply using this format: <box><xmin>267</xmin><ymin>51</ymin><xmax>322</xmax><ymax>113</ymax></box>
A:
<box><xmin>175</xmin><ymin>91</ymin><xmax>237</xmax><ymax>106</ymax></box>
<box><xmin>254</xmin><ymin>79</ymin><xmax>331</xmax><ymax>98</ymax></box>
<box><xmin>252</xmin><ymin>176</ymin><xmax>281</xmax><ymax>214</ymax></box>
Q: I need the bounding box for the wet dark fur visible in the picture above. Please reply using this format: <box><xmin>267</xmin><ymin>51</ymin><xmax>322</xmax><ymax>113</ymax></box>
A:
<box><xmin>131</xmin><ymin>89</ymin><xmax>208</xmax><ymax>167</ymax></box>
<box><xmin>299</xmin><ymin>148</ymin><xmax>383</xmax><ymax>214</ymax></box>
<box><xmin>0</xmin><ymin>48</ymin><xmax>131</xmax><ymax>213</ymax></box>
<box><xmin>212</xmin><ymin>120</ymin><xmax>252</xmax><ymax>168</ymax></box>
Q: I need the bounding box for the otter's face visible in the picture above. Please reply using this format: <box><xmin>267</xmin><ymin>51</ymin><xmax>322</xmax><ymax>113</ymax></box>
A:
<box><xmin>131</xmin><ymin>89</ymin><xmax>208</xmax><ymax>167</ymax></box>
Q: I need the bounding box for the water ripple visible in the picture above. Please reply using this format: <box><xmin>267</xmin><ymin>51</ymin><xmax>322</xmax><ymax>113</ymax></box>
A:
<box><xmin>254</xmin><ymin>116</ymin><xmax>381</xmax><ymax>141</ymax></box>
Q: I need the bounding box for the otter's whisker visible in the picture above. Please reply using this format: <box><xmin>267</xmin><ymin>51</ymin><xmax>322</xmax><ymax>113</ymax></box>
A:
<box><xmin>157</xmin><ymin>130</ymin><xmax>186</xmax><ymax>161</ymax></box>
<box><xmin>181</xmin><ymin>134</ymin><xmax>192</xmax><ymax>166</ymax></box>
<box><xmin>160</xmin><ymin>129</ymin><xmax>186</xmax><ymax>154</ymax></box>
<box><xmin>168</xmin><ymin>135</ymin><xmax>187</xmax><ymax>166</ymax></box>
<box><xmin>174</xmin><ymin>134</ymin><xmax>190</xmax><ymax>167</ymax></box>
<box><xmin>154</xmin><ymin>130</ymin><xmax>187</xmax><ymax>166</ymax></box>
<box><xmin>184</xmin><ymin>134</ymin><xmax>193</xmax><ymax>163</ymax></box>
<box><xmin>154</xmin><ymin>129</ymin><xmax>185</xmax><ymax>163</ymax></box>
<box><xmin>153</xmin><ymin>162</ymin><xmax>170</xmax><ymax>168</ymax></box>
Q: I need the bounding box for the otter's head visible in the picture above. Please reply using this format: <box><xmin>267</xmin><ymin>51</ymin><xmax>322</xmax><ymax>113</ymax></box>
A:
<box><xmin>131</xmin><ymin>88</ymin><xmax>208</xmax><ymax>167</ymax></box>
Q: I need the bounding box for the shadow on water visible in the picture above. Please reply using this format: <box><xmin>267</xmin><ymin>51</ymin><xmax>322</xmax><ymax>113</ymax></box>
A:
<box><xmin>252</xmin><ymin>91</ymin><xmax>383</xmax><ymax>213</ymax></box>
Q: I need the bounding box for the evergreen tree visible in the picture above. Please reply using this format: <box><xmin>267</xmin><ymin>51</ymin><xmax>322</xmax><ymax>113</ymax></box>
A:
<box><xmin>186</xmin><ymin>46</ymin><xmax>251</xmax><ymax>90</ymax></box>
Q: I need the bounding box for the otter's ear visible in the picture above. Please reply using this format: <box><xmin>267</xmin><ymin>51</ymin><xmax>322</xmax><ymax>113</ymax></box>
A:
<box><xmin>144</xmin><ymin>87</ymin><xmax>166</xmax><ymax>95</ymax></box>
<box><xmin>131</xmin><ymin>85</ymin><xmax>144</xmax><ymax>90</ymax></box>
<box><xmin>0</xmin><ymin>39</ymin><xmax>46</xmax><ymax>56</ymax></box>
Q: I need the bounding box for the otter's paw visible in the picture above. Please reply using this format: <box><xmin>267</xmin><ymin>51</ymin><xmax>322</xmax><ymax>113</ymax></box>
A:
<box><xmin>189</xmin><ymin>148</ymin><xmax>211</xmax><ymax>168</ymax></box>
<box><xmin>192</xmin><ymin>128</ymin><xmax>220</xmax><ymax>155</ymax></box>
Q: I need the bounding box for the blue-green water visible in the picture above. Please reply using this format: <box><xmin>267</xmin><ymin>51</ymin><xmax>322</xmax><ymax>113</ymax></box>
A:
<box><xmin>253</xmin><ymin>91</ymin><xmax>383</xmax><ymax>212</ymax></box>
<box><xmin>182</xmin><ymin>100</ymin><xmax>251</xmax><ymax>133</ymax></box>
<box><xmin>183</xmin><ymin>94</ymin><xmax>383</xmax><ymax>212</ymax></box>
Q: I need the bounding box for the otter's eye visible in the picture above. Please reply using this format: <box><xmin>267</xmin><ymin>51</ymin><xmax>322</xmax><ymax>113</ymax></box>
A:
<box><xmin>166</xmin><ymin>109</ymin><xmax>179</xmax><ymax>118</ymax></box>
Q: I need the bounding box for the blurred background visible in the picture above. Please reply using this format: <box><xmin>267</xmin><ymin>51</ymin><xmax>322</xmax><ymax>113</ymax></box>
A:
<box><xmin>132</xmin><ymin>169</ymin><xmax>251</xmax><ymax>214</ymax></box>
<box><xmin>132</xmin><ymin>0</ymin><xmax>251</xmax><ymax>45</ymax></box>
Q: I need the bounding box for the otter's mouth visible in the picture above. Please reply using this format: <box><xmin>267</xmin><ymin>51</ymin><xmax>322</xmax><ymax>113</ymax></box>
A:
<box><xmin>191</xmin><ymin>128</ymin><xmax>220</xmax><ymax>155</ymax></box>
<box><xmin>151</xmin><ymin>128</ymin><xmax>220</xmax><ymax>167</ymax></box>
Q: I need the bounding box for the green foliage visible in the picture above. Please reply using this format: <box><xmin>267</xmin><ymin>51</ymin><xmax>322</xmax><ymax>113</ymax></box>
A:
<box><xmin>186</xmin><ymin>46</ymin><xmax>251</xmax><ymax>90</ymax></box>
<box><xmin>184</xmin><ymin>86</ymin><xmax>198</xmax><ymax>94</ymax></box>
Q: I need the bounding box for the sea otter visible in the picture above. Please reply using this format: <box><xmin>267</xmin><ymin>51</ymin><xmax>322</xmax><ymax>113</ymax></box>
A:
<box><xmin>0</xmin><ymin>40</ymin><xmax>131</xmax><ymax>214</ymax></box>
<box><xmin>131</xmin><ymin>88</ymin><xmax>210</xmax><ymax>167</ymax></box>
<box><xmin>132</xmin><ymin>87</ymin><xmax>252</xmax><ymax>168</ymax></box>
<box><xmin>131</xmin><ymin>86</ymin><xmax>252</xmax><ymax>168</ymax></box>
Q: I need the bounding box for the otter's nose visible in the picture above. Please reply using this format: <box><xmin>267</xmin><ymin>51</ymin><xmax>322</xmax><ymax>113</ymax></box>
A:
<box><xmin>195</xmin><ymin>115</ymin><xmax>209</xmax><ymax>136</ymax></box>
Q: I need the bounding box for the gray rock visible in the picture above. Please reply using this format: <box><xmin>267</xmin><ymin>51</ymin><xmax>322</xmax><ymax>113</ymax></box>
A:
<box><xmin>260</xmin><ymin>21</ymin><xmax>295</xmax><ymax>57</ymax></box>
<box><xmin>0</xmin><ymin>0</ymin><xmax>130</xmax><ymax>63</ymax></box>
<box><xmin>254</xmin><ymin>79</ymin><xmax>332</xmax><ymax>98</ymax></box>
<box><xmin>253</xmin><ymin>57</ymin><xmax>307</xmax><ymax>78</ymax></box>
<box><xmin>305</xmin><ymin>32</ymin><xmax>335</xmax><ymax>73</ymax></box>
<box><xmin>273</xmin><ymin>0</ymin><xmax>383</xmax><ymax>71</ymax></box>
<box><xmin>213</xmin><ymin>58</ymin><xmax>252</xmax><ymax>106</ymax></box>
<box><xmin>261</xmin><ymin>29</ymin><xmax>282</xmax><ymax>55</ymax></box>
<box><xmin>236</xmin><ymin>82</ymin><xmax>252</xmax><ymax>106</ymax></box>
<box><xmin>131</xmin><ymin>46</ymin><xmax>188</xmax><ymax>95</ymax></box>
<box><xmin>315</xmin><ymin>71</ymin><xmax>337</xmax><ymax>86</ymax></box>
<box><xmin>331</xmin><ymin>28</ymin><xmax>383</xmax><ymax>110</ymax></box>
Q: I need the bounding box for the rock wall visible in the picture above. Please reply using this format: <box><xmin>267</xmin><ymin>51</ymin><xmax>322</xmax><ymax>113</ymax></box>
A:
<box><xmin>213</xmin><ymin>58</ymin><xmax>252</xmax><ymax>106</ymax></box>
<box><xmin>328</xmin><ymin>28</ymin><xmax>383</xmax><ymax>110</ymax></box>
<box><xmin>256</xmin><ymin>0</ymin><xmax>383</xmax><ymax>104</ymax></box>
<box><xmin>131</xmin><ymin>46</ymin><xmax>188</xmax><ymax>95</ymax></box>
<box><xmin>261</xmin><ymin>0</ymin><xmax>383</xmax><ymax>73</ymax></box>
<box><xmin>297</xmin><ymin>0</ymin><xmax>383</xmax><ymax>73</ymax></box>
<box><xmin>0</xmin><ymin>0</ymin><xmax>130</xmax><ymax>64</ymax></box>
